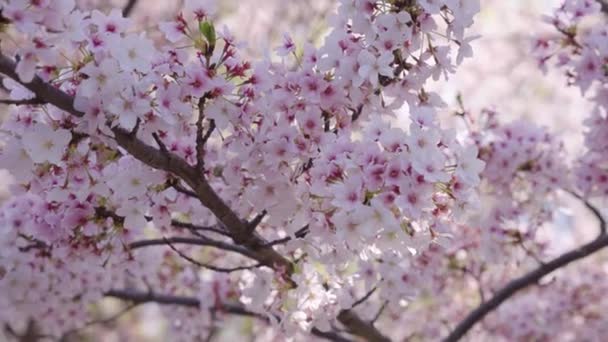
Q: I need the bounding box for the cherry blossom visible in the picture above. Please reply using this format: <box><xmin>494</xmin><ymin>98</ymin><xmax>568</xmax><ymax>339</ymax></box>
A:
<box><xmin>20</xmin><ymin>123</ymin><xmax>72</xmax><ymax>165</ymax></box>
<box><xmin>0</xmin><ymin>0</ymin><xmax>606</xmax><ymax>341</ymax></box>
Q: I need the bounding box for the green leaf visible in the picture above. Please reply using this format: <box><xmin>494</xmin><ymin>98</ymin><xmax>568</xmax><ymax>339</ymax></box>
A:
<box><xmin>198</xmin><ymin>20</ymin><xmax>216</xmax><ymax>46</ymax></box>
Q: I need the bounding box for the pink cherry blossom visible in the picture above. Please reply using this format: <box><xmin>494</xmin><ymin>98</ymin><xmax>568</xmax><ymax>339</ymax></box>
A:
<box><xmin>0</xmin><ymin>0</ymin><xmax>606</xmax><ymax>341</ymax></box>
<box><xmin>21</xmin><ymin>123</ymin><xmax>71</xmax><ymax>165</ymax></box>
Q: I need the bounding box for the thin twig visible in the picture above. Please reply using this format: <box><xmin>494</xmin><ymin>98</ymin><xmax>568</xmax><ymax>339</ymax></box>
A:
<box><xmin>171</xmin><ymin>220</ymin><xmax>231</xmax><ymax>237</ymax></box>
<box><xmin>202</xmin><ymin>119</ymin><xmax>216</xmax><ymax>145</ymax></box>
<box><xmin>518</xmin><ymin>239</ymin><xmax>546</xmax><ymax>266</ymax></box>
<box><xmin>351</xmin><ymin>104</ymin><xmax>364</xmax><ymax>123</ymax></box>
<box><xmin>128</xmin><ymin>236</ymin><xmax>257</xmax><ymax>260</ymax></box>
<box><xmin>168</xmin><ymin>180</ymin><xmax>198</xmax><ymax>198</ymax></box>
<box><xmin>164</xmin><ymin>237</ymin><xmax>261</xmax><ymax>273</ymax></box>
<box><xmin>152</xmin><ymin>132</ymin><xmax>168</xmax><ymax>154</ymax></box>
<box><xmin>130</xmin><ymin>117</ymin><xmax>141</xmax><ymax>136</ymax></box>
<box><xmin>247</xmin><ymin>210</ymin><xmax>267</xmax><ymax>233</ymax></box>
<box><xmin>351</xmin><ymin>286</ymin><xmax>378</xmax><ymax>309</ymax></box>
<box><xmin>567</xmin><ymin>190</ymin><xmax>606</xmax><ymax>236</ymax></box>
<box><xmin>105</xmin><ymin>289</ymin><xmax>265</xmax><ymax>318</ymax></box>
<box><xmin>371</xmin><ymin>300</ymin><xmax>388</xmax><ymax>325</ymax></box>
<box><xmin>263</xmin><ymin>225</ymin><xmax>310</xmax><ymax>247</ymax></box>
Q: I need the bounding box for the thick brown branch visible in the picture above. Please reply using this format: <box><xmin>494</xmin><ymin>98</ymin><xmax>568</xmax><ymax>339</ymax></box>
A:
<box><xmin>122</xmin><ymin>0</ymin><xmax>138</xmax><ymax>17</ymax></box>
<box><xmin>0</xmin><ymin>98</ymin><xmax>44</xmax><ymax>105</ymax></box>
<box><xmin>598</xmin><ymin>0</ymin><xmax>608</xmax><ymax>14</ymax></box>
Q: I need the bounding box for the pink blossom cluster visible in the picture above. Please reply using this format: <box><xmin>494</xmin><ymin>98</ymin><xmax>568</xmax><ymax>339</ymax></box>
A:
<box><xmin>0</xmin><ymin>0</ymin><xmax>487</xmax><ymax>338</ymax></box>
<box><xmin>0</xmin><ymin>0</ymin><xmax>607</xmax><ymax>341</ymax></box>
<box><xmin>534</xmin><ymin>0</ymin><xmax>608</xmax><ymax>198</ymax></box>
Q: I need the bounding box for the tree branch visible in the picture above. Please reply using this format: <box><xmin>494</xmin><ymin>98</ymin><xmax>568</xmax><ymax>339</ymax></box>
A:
<box><xmin>246</xmin><ymin>210</ymin><xmax>267</xmax><ymax>233</ymax></box>
<box><xmin>350</xmin><ymin>286</ymin><xmax>377</xmax><ymax>309</ymax></box>
<box><xmin>598</xmin><ymin>0</ymin><xmax>608</xmax><ymax>14</ymax></box>
<box><xmin>201</xmin><ymin>119</ymin><xmax>216</xmax><ymax>146</ymax></box>
<box><xmin>445</xmin><ymin>190</ymin><xmax>608</xmax><ymax>341</ymax></box>
<box><xmin>122</xmin><ymin>0</ymin><xmax>138</xmax><ymax>17</ymax></box>
<box><xmin>163</xmin><ymin>237</ymin><xmax>261</xmax><ymax>273</ymax></box>
<box><xmin>0</xmin><ymin>51</ymin><xmax>293</xmax><ymax>272</ymax></box>
<box><xmin>171</xmin><ymin>220</ymin><xmax>231</xmax><ymax>238</ymax></box>
<box><xmin>444</xmin><ymin>234</ymin><xmax>608</xmax><ymax>341</ymax></box>
<box><xmin>167</xmin><ymin>178</ymin><xmax>199</xmax><ymax>198</ymax></box>
<box><xmin>263</xmin><ymin>225</ymin><xmax>310</xmax><ymax>247</ymax></box>
<box><xmin>0</xmin><ymin>54</ymin><xmax>83</xmax><ymax>117</ymax></box>
<box><xmin>195</xmin><ymin>96</ymin><xmax>208</xmax><ymax>173</ymax></box>
<box><xmin>95</xmin><ymin>205</ymin><xmax>230</xmax><ymax>238</ymax></box>
<box><xmin>311</xmin><ymin>328</ymin><xmax>353</xmax><ymax>342</ymax></box>
<box><xmin>105</xmin><ymin>289</ymin><xmax>352</xmax><ymax>342</ymax></box>
<box><xmin>105</xmin><ymin>289</ymin><xmax>264</xmax><ymax>317</ymax></box>
<box><xmin>371</xmin><ymin>301</ymin><xmax>388</xmax><ymax>325</ymax></box>
<box><xmin>0</xmin><ymin>51</ymin><xmax>386</xmax><ymax>342</ymax></box>
<box><xmin>337</xmin><ymin>310</ymin><xmax>391</xmax><ymax>342</ymax></box>
<box><xmin>567</xmin><ymin>190</ymin><xmax>606</xmax><ymax>235</ymax></box>
<box><xmin>128</xmin><ymin>236</ymin><xmax>257</xmax><ymax>259</ymax></box>
<box><xmin>0</xmin><ymin>98</ymin><xmax>44</xmax><ymax>105</ymax></box>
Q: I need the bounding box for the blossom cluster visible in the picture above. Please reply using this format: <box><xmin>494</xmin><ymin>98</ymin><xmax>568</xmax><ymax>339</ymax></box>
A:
<box><xmin>0</xmin><ymin>0</ymin><xmax>488</xmax><ymax>338</ymax></box>
<box><xmin>0</xmin><ymin>0</ymin><xmax>606</xmax><ymax>341</ymax></box>
<box><xmin>533</xmin><ymin>0</ymin><xmax>608</xmax><ymax>198</ymax></box>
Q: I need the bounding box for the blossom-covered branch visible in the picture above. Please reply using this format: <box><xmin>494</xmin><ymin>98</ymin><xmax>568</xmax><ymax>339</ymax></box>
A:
<box><xmin>0</xmin><ymin>7</ymin><xmax>388</xmax><ymax>339</ymax></box>
<box><xmin>445</xmin><ymin>199</ymin><xmax>608</xmax><ymax>341</ymax></box>
<box><xmin>0</xmin><ymin>51</ymin><xmax>294</xmax><ymax>272</ymax></box>
<box><xmin>106</xmin><ymin>289</ymin><xmax>354</xmax><ymax>342</ymax></box>
<box><xmin>1</xmin><ymin>0</ymin><xmax>605</xmax><ymax>340</ymax></box>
